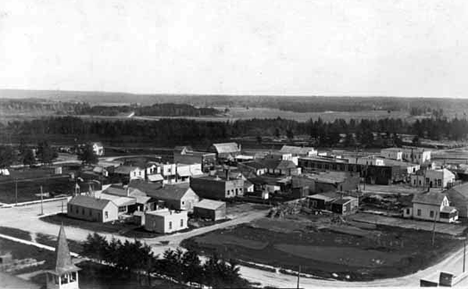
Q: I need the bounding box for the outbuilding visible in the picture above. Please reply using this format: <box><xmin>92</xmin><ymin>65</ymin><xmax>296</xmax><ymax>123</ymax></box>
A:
<box><xmin>193</xmin><ymin>199</ymin><xmax>227</xmax><ymax>221</ymax></box>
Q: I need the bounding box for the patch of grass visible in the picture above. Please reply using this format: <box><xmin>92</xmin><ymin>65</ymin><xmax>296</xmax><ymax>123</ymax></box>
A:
<box><xmin>0</xmin><ymin>176</ymin><xmax>72</xmax><ymax>203</ymax></box>
<box><xmin>0</xmin><ymin>226</ymin><xmax>32</xmax><ymax>241</ymax></box>
<box><xmin>0</xmin><ymin>237</ymin><xmax>54</xmax><ymax>267</ymax></box>
<box><xmin>35</xmin><ymin>232</ymin><xmax>83</xmax><ymax>254</ymax></box>
<box><xmin>40</xmin><ymin>213</ymin><xmax>126</xmax><ymax>234</ymax></box>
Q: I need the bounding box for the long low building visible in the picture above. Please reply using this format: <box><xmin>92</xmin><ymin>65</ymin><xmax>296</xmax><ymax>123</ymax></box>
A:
<box><xmin>298</xmin><ymin>156</ymin><xmax>406</xmax><ymax>185</ymax></box>
<box><xmin>67</xmin><ymin>195</ymin><xmax>119</xmax><ymax>222</ymax></box>
<box><xmin>193</xmin><ymin>199</ymin><xmax>227</xmax><ymax>221</ymax></box>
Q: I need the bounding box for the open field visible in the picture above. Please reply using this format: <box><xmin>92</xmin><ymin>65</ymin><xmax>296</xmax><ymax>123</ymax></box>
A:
<box><xmin>0</xmin><ymin>176</ymin><xmax>73</xmax><ymax>204</ymax></box>
<box><xmin>181</xmin><ymin>215</ymin><xmax>463</xmax><ymax>281</ymax></box>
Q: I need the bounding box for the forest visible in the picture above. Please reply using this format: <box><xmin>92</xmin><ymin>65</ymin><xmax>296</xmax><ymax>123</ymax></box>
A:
<box><xmin>0</xmin><ymin>115</ymin><xmax>467</xmax><ymax>149</ymax></box>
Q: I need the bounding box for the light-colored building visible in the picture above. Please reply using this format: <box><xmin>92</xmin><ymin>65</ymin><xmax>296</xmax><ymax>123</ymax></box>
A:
<box><xmin>401</xmin><ymin>147</ymin><xmax>432</xmax><ymax>164</ymax></box>
<box><xmin>403</xmin><ymin>192</ymin><xmax>458</xmax><ymax>223</ymax></box>
<box><xmin>444</xmin><ymin>182</ymin><xmax>468</xmax><ymax>218</ymax></box>
<box><xmin>92</xmin><ymin>142</ymin><xmax>104</xmax><ymax>156</ymax></box>
<box><xmin>345</xmin><ymin>156</ymin><xmax>385</xmax><ymax>166</ymax></box>
<box><xmin>194</xmin><ymin>199</ymin><xmax>227</xmax><ymax>221</ymax></box>
<box><xmin>279</xmin><ymin>145</ymin><xmax>317</xmax><ymax>157</ymax></box>
<box><xmin>113</xmin><ymin>166</ymin><xmax>145</xmax><ymax>183</ymax></box>
<box><xmin>67</xmin><ymin>195</ymin><xmax>118</xmax><ymax>223</ymax></box>
<box><xmin>209</xmin><ymin>142</ymin><xmax>242</xmax><ymax>161</ymax></box>
<box><xmin>410</xmin><ymin>168</ymin><xmax>456</xmax><ymax>189</ymax></box>
<box><xmin>380</xmin><ymin>148</ymin><xmax>403</xmax><ymax>161</ymax></box>
<box><xmin>144</xmin><ymin>209</ymin><xmax>188</xmax><ymax>234</ymax></box>
<box><xmin>144</xmin><ymin>183</ymin><xmax>200</xmax><ymax>212</ymax></box>
<box><xmin>173</xmin><ymin>146</ymin><xmax>216</xmax><ymax>171</ymax></box>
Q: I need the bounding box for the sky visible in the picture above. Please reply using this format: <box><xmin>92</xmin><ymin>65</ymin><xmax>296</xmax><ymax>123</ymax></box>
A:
<box><xmin>1</xmin><ymin>0</ymin><xmax>468</xmax><ymax>98</ymax></box>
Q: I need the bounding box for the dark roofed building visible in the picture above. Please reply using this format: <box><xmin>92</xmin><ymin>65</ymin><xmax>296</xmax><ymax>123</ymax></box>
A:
<box><xmin>261</xmin><ymin>159</ymin><xmax>299</xmax><ymax>176</ymax></box>
<box><xmin>292</xmin><ymin>172</ymin><xmax>359</xmax><ymax>195</ymax></box>
<box><xmin>173</xmin><ymin>145</ymin><xmax>216</xmax><ymax>171</ymax></box>
<box><xmin>144</xmin><ymin>183</ymin><xmax>199</xmax><ymax>212</ymax></box>
<box><xmin>190</xmin><ymin>175</ymin><xmax>244</xmax><ymax>200</ymax></box>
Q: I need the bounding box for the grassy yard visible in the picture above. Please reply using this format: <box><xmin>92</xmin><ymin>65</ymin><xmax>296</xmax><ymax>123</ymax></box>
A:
<box><xmin>0</xmin><ymin>176</ymin><xmax>73</xmax><ymax>203</ymax></box>
<box><xmin>181</xmin><ymin>216</ymin><xmax>463</xmax><ymax>281</ymax></box>
<box><xmin>0</xmin><ymin>226</ymin><xmax>32</xmax><ymax>241</ymax></box>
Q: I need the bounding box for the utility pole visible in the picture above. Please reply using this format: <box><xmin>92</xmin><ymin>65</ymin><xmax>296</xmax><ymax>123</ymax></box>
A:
<box><xmin>431</xmin><ymin>211</ymin><xmax>437</xmax><ymax>246</ymax></box>
<box><xmin>15</xmin><ymin>178</ymin><xmax>18</xmax><ymax>206</ymax></box>
<box><xmin>297</xmin><ymin>265</ymin><xmax>301</xmax><ymax>289</ymax></box>
<box><xmin>464</xmin><ymin>240</ymin><xmax>466</xmax><ymax>273</ymax></box>
<box><xmin>40</xmin><ymin>185</ymin><xmax>44</xmax><ymax>215</ymax></box>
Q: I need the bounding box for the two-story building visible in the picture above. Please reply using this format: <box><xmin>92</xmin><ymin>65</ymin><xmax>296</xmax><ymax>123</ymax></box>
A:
<box><xmin>410</xmin><ymin>168</ymin><xmax>456</xmax><ymax>189</ymax></box>
<box><xmin>144</xmin><ymin>209</ymin><xmax>188</xmax><ymax>234</ymax></box>
<box><xmin>173</xmin><ymin>146</ymin><xmax>216</xmax><ymax>172</ymax></box>
<box><xmin>190</xmin><ymin>175</ymin><xmax>244</xmax><ymax>200</ymax></box>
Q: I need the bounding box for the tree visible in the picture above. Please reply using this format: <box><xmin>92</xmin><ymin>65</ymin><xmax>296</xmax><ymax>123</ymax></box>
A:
<box><xmin>78</xmin><ymin>143</ymin><xmax>98</xmax><ymax>165</ymax></box>
<box><xmin>412</xmin><ymin>135</ymin><xmax>421</xmax><ymax>146</ymax></box>
<box><xmin>286</xmin><ymin>129</ymin><xmax>294</xmax><ymax>140</ymax></box>
<box><xmin>22</xmin><ymin>149</ymin><xmax>36</xmax><ymax>167</ymax></box>
<box><xmin>0</xmin><ymin>146</ymin><xmax>16</xmax><ymax>168</ymax></box>
<box><xmin>37</xmin><ymin>141</ymin><xmax>57</xmax><ymax>165</ymax></box>
<box><xmin>256</xmin><ymin>135</ymin><xmax>263</xmax><ymax>144</ymax></box>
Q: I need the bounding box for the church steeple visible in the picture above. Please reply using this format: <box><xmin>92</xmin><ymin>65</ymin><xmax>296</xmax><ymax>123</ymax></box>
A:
<box><xmin>46</xmin><ymin>225</ymin><xmax>80</xmax><ymax>289</ymax></box>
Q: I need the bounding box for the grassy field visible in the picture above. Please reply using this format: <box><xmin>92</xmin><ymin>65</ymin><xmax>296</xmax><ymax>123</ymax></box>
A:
<box><xmin>181</xmin><ymin>215</ymin><xmax>462</xmax><ymax>281</ymax></box>
<box><xmin>0</xmin><ymin>176</ymin><xmax>72</xmax><ymax>204</ymax></box>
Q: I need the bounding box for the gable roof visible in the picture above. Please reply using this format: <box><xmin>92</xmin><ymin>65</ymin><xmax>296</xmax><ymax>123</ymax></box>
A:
<box><xmin>68</xmin><ymin>195</ymin><xmax>112</xmax><ymax>210</ymax></box>
<box><xmin>146</xmin><ymin>183</ymin><xmax>197</xmax><ymax>201</ymax></box>
<box><xmin>261</xmin><ymin>159</ymin><xmax>296</xmax><ymax>170</ymax></box>
<box><xmin>241</xmin><ymin>161</ymin><xmax>267</xmax><ymax>170</ymax></box>
<box><xmin>114</xmin><ymin>166</ymin><xmax>140</xmax><ymax>174</ymax></box>
<box><xmin>195</xmin><ymin>199</ymin><xmax>226</xmax><ymax>210</ymax></box>
<box><xmin>99</xmin><ymin>194</ymin><xmax>136</xmax><ymax>207</ymax></box>
<box><xmin>412</xmin><ymin>192</ymin><xmax>446</xmax><ymax>206</ymax></box>
<box><xmin>444</xmin><ymin>182</ymin><xmax>468</xmax><ymax>199</ymax></box>
<box><xmin>280</xmin><ymin>145</ymin><xmax>315</xmax><ymax>155</ymax></box>
<box><xmin>212</xmin><ymin>142</ymin><xmax>240</xmax><ymax>154</ymax></box>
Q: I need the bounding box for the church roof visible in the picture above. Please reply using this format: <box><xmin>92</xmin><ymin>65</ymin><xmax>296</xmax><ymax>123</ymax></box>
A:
<box><xmin>52</xmin><ymin>225</ymin><xmax>80</xmax><ymax>275</ymax></box>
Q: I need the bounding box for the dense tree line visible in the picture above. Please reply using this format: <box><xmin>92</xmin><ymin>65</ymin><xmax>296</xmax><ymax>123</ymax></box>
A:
<box><xmin>0</xmin><ymin>116</ymin><xmax>467</xmax><ymax>149</ymax></box>
<box><xmin>75</xmin><ymin>103</ymin><xmax>220</xmax><ymax>117</ymax></box>
<box><xmin>0</xmin><ymin>140</ymin><xmax>57</xmax><ymax>168</ymax></box>
<box><xmin>81</xmin><ymin>233</ymin><xmax>249</xmax><ymax>288</ymax></box>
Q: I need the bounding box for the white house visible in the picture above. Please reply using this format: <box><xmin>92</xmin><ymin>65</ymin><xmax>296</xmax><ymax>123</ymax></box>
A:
<box><xmin>144</xmin><ymin>209</ymin><xmax>188</xmax><ymax>234</ymax></box>
<box><xmin>279</xmin><ymin>145</ymin><xmax>317</xmax><ymax>157</ymax></box>
<box><xmin>345</xmin><ymin>156</ymin><xmax>385</xmax><ymax>166</ymax></box>
<box><xmin>380</xmin><ymin>148</ymin><xmax>403</xmax><ymax>161</ymax></box>
<box><xmin>113</xmin><ymin>166</ymin><xmax>145</xmax><ymax>182</ymax></box>
<box><xmin>410</xmin><ymin>168</ymin><xmax>456</xmax><ymax>189</ymax></box>
<box><xmin>92</xmin><ymin>142</ymin><xmax>104</xmax><ymax>156</ymax></box>
<box><xmin>403</xmin><ymin>192</ymin><xmax>458</xmax><ymax>223</ymax></box>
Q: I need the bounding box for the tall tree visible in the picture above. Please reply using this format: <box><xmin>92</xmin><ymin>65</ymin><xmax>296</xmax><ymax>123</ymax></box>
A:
<box><xmin>37</xmin><ymin>141</ymin><xmax>57</xmax><ymax>165</ymax></box>
<box><xmin>77</xmin><ymin>143</ymin><xmax>98</xmax><ymax>165</ymax></box>
<box><xmin>0</xmin><ymin>146</ymin><xmax>16</xmax><ymax>168</ymax></box>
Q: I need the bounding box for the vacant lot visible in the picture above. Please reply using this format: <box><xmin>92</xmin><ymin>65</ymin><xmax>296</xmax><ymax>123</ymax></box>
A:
<box><xmin>0</xmin><ymin>176</ymin><xmax>72</xmax><ymax>204</ymax></box>
<box><xmin>182</xmin><ymin>215</ymin><xmax>462</xmax><ymax>281</ymax></box>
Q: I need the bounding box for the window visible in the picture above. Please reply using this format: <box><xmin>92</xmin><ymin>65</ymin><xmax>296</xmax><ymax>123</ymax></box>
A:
<box><xmin>414</xmin><ymin>180</ymin><xmax>416</xmax><ymax>185</ymax></box>
<box><xmin>417</xmin><ymin>209</ymin><xmax>421</xmax><ymax>216</ymax></box>
<box><xmin>406</xmin><ymin>208</ymin><xmax>410</xmax><ymax>214</ymax></box>
<box><xmin>180</xmin><ymin>219</ymin><xmax>184</xmax><ymax>227</ymax></box>
<box><xmin>169</xmin><ymin>221</ymin><xmax>172</xmax><ymax>230</ymax></box>
<box><xmin>430</xmin><ymin>211</ymin><xmax>434</xmax><ymax>218</ymax></box>
<box><xmin>182</xmin><ymin>201</ymin><xmax>185</xmax><ymax>205</ymax></box>
<box><xmin>118</xmin><ymin>206</ymin><xmax>126</xmax><ymax>213</ymax></box>
<box><xmin>89</xmin><ymin>209</ymin><xmax>92</xmax><ymax>216</ymax></box>
<box><xmin>438</xmin><ymin>179</ymin><xmax>442</xmax><ymax>187</ymax></box>
<box><xmin>105</xmin><ymin>211</ymin><xmax>108</xmax><ymax>219</ymax></box>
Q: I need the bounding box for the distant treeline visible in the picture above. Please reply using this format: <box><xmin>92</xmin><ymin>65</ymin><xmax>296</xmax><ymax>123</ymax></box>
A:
<box><xmin>1</xmin><ymin>116</ymin><xmax>467</xmax><ymax>148</ymax></box>
<box><xmin>3</xmin><ymin>90</ymin><xmax>468</xmax><ymax>115</ymax></box>
<box><xmin>0</xmin><ymin>99</ymin><xmax>220</xmax><ymax>117</ymax></box>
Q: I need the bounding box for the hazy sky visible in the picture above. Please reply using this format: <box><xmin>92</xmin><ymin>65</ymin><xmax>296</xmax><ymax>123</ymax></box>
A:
<box><xmin>1</xmin><ymin>0</ymin><xmax>467</xmax><ymax>97</ymax></box>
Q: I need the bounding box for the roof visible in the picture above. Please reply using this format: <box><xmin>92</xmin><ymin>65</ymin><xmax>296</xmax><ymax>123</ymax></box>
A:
<box><xmin>412</xmin><ymin>192</ymin><xmax>446</xmax><ymax>206</ymax></box>
<box><xmin>52</xmin><ymin>226</ymin><xmax>80</xmax><ymax>275</ymax></box>
<box><xmin>148</xmin><ymin>174</ymin><xmax>164</xmax><ymax>182</ymax></box>
<box><xmin>195</xmin><ymin>199</ymin><xmax>226</xmax><ymax>210</ymax></box>
<box><xmin>332</xmin><ymin>198</ymin><xmax>353</xmax><ymax>205</ymax></box>
<box><xmin>441</xmin><ymin>206</ymin><xmax>457</xmax><ymax>213</ymax></box>
<box><xmin>103</xmin><ymin>186</ymin><xmax>127</xmax><ymax>197</ymax></box>
<box><xmin>68</xmin><ymin>195</ymin><xmax>112</xmax><ymax>210</ymax></box>
<box><xmin>307</xmin><ymin>192</ymin><xmax>340</xmax><ymax>202</ymax></box>
<box><xmin>114</xmin><ymin>166</ymin><xmax>140</xmax><ymax>174</ymax></box>
<box><xmin>100</xmin><ymin>194</ymin><xmax>136</xmax><ymax>207</ymax></box>
<box><xmin>240</xmin><ymin>161</ymin><xmax>267</xmax><ymax>170</ymax></box>
<box><xmin>295</xmin><ymin>171</ymin><xmax>353</xmax><ymax>185</ymax></box>
<box><xmin>146</xmin><ymin>209</ymin><xmax>188</xmax><ymax>217</ymax></box>
<box><xmin>280</xmin><ymin>145</ymin><xmax>315</xmax><ymax>155</ymax></box>
<box><xmin>212</xmin><ymin>142</ymin><xmax>240</xmax><ymax>154</ymax></box>
<box><xmin>146</xmin><ymin>183</ymin><xmax>196</xmax><ymax>201</ymax></box>
<box><xmin>261</xmin><ymin>159</ymin><xmax>296</xmax><ymax>170</ymax></box>
<box><xmin>444</xmin><ymin>182</ymin><xmax>468</xmax><ymax>199</ymax></box>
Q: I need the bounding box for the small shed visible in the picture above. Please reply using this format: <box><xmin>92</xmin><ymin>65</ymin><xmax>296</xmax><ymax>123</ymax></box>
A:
<box><xmin>193</xmin><ymin>199</ymin><xmax>227</xmax><ymax>221</ymax></box>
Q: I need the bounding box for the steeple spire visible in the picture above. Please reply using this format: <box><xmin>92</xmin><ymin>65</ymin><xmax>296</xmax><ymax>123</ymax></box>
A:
<box><xmin>54</xmin><ymin>225</ymin><xmax>80</xmax><ymax>275</ymax></box>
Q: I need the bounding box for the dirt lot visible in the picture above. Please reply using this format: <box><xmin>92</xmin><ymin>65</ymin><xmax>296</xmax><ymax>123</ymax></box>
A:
<box><xmin>181</xmin><ymin>214</ymin><xmax>463</xmax><ymax>281</ymax></box>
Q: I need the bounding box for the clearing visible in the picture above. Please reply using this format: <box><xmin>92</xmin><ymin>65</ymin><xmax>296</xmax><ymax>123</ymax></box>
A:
<box><xmin>181</xmin><ymin>213</ymin><xmax>463</xmax><ymax>281</ymax></box>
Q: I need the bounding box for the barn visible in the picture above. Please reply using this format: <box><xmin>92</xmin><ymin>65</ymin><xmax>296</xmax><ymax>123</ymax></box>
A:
<box><xmin>193</xmin><ymin>199</ymin><xmax>227</xmax><ymax>221</ymax></box>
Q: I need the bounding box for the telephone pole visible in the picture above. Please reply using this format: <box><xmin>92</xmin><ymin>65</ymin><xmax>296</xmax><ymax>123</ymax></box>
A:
<box><xmin>297</xmin><ymin>265</ymin><xmax>301</xmax><ymax>289</ymax></box>
<box><xmin>431</xmin><ymin>212</ymin><xmax>437</xmax><ymax>246</ymax></box>
<box><xmin>40</xmin><ymin>185</ymin><xmax>44</xmax><ymax>215</ymax></box>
